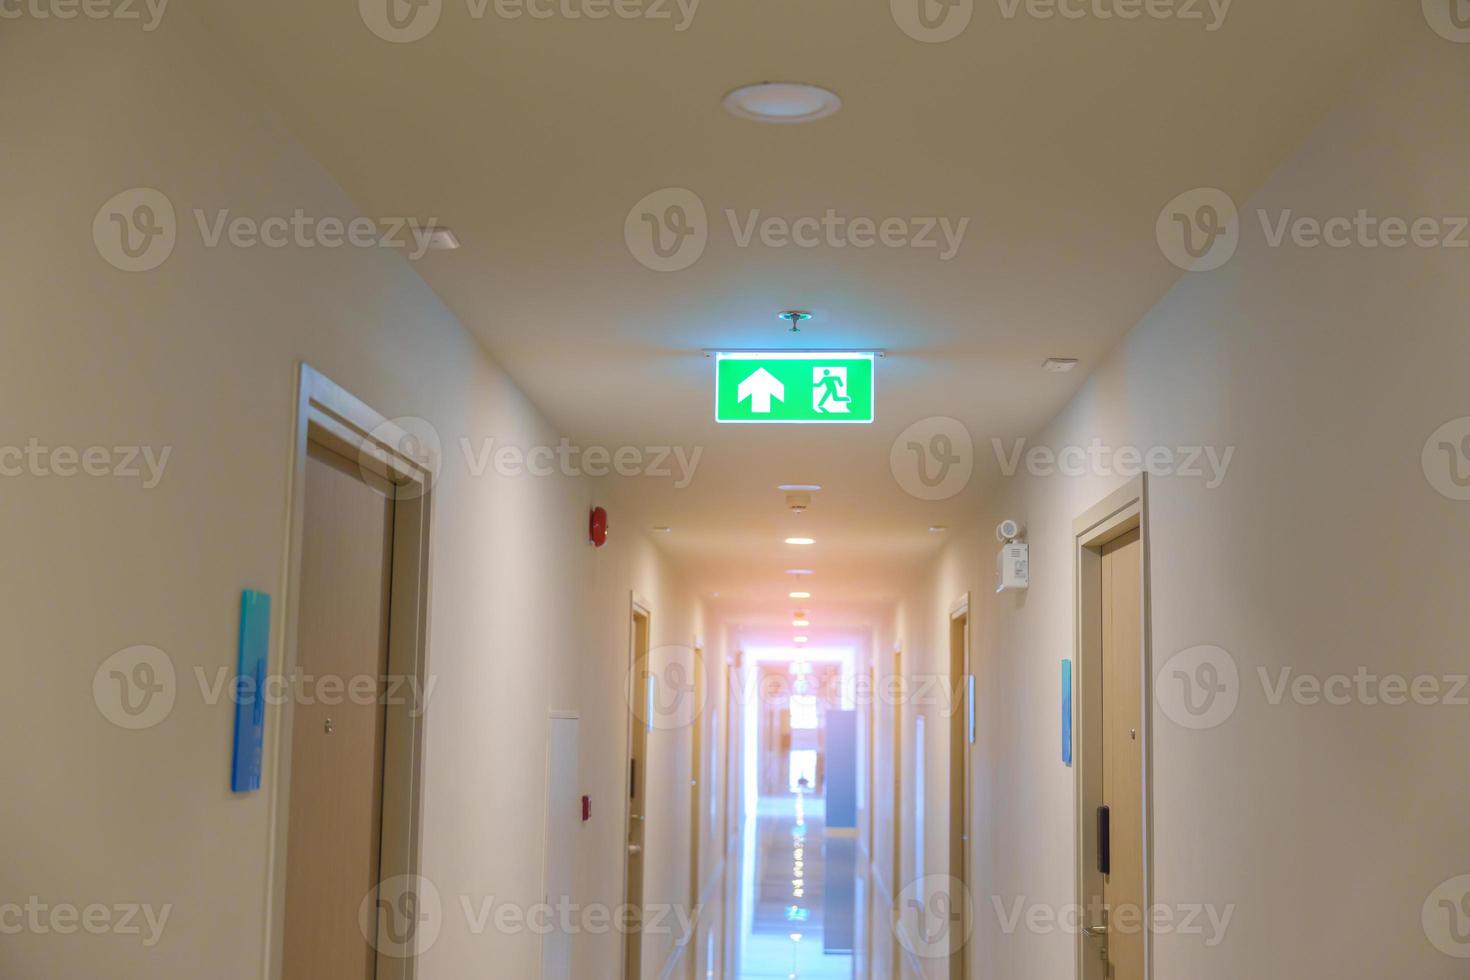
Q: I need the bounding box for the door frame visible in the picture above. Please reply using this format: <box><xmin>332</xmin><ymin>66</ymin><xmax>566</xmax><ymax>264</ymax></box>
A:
<box><xmin>687</xmin><ymin>642</ymin><xmax>705</xmax><ymax>980</ymax></box>
<box><xmin>890</xmin><ymin>643</ymin><xmax>904</xmax><ymax>980</ymax></box>
<box><xmin>865</xmin><ymin>659</ymin><xmax>877</xmax><ymax>977</ymax></box>
<box><xmin>690</xmin><ymin>643</ymin><xmax>704</xmax><ymax>903</ymax></box>
<box><xmin>867</xmin><ymin>661</ymin><xmax>878</xmax><ymax>863</ymax></box>
<box><xmin>1072</xmin><ymin>475</ymin><xmax>1152</xmax><ymax>980</ymax></box>
<box><xmin>621</xmin><ymin>593</ymin><xmax>653</xmax><ymax>980</ymax></box>
<box><xmin>948</xmin><ymin>594</ymin><xmax>972</xmax><ymax>980</ymax></box>
<box><xmin>721</xmin><ymin>658</ymin><xmax>734</xmax><ymax>860</ymax></box>
<box><xmin>722</xmin><ymin>649</ymin><xmax>742</xmax><ymax>980</ymax></box>
<box><xmin>267</xmin><ymin>363</ymin><xmax>435</xmax><ymax>980</ymax></box>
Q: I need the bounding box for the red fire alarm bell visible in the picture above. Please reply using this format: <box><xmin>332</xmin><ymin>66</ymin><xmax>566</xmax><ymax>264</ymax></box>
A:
<box><xmin>589</xmin><ymin>506</ymin><xmax>609</xmax><ymax>548</ymax></box>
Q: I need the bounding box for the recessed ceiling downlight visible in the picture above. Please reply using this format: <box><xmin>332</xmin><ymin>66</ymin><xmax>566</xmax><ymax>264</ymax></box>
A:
<box><xmin>723</xmin><ymin>83</ymin><xmax>842</xmax><ymax>124</ymax></box>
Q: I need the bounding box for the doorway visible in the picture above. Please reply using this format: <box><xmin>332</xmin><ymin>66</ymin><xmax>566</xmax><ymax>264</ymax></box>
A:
<box><xmin>281</xmin><ymin>443</ymin><xmax>393</xmax><ymax>980</ymax></box>
<box><xmin>948</xmin><ymin>599</ymin><xmax>972</xmax><ymax>980</ymax></box>
<box><xmin>1074</xmin><ymin>477</ymin><xmax>1151</xmax><ymax>980</ymax></box>
<box><xmin>274</xmin><ymin>365</ymin><xmax>433</xmax><ymax>980</ymax></box>
<box><xmin>722</xmin><ymin>659</ymin><xmax>734</xmax><ymax>860</ymax></box>
<box><xmin>687</xmin><ymin>645</ymin><xmax>705</xmax><ymax>980</ymax></box>
<box><xmin>890</xmin><ymin>647</ymin><xmax>903</xmax><ymax>980</ymax></box>
<box><xmin>623</xmin><ymin>601</ymin><xmax>652</xmax><ymax>980</ymax></box>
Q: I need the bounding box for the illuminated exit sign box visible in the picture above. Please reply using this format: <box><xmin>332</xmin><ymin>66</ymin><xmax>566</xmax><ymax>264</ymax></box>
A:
<box><xmin>714</xmin><ymin>352</ymin><xmax>876</xmax><ymax>424</ymax></box>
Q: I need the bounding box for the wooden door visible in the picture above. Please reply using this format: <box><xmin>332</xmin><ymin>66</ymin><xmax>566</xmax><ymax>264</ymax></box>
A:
<box><xmin>624</xmin><ymin>609</ymin><xmax>651</xmax><ymax>979</ymax></box>
<box><xmin>1101</xmin><ymin>529</ymin><xmax>1144</xmax><ymax>980</ymax></box>
<box><xmin>282</xmin><ymin>442</ymin><xmax>395</xmax><ymax>980</ymax></box>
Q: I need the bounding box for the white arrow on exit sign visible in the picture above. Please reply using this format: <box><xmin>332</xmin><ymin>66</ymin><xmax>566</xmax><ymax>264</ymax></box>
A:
<box><xmin>737</xmin><ymin>367</ymin><xmax>785</xmax><ymax>414</ymax></box>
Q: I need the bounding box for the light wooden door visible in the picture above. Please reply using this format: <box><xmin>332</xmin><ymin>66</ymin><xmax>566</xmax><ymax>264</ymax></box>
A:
<box><xmin>688</xmin><ymin>647</ymin><xmax>704</xmax><ymax>980</ymax></box>
<box><xmin>890</xmin><ymin>649</ymin><xmax>903</xmax><ymax>980</ymax></box>
<box><xmin>624</xmin><ymin>609</ymin><xmax>651</xmax><ymax>980</ymax></box>
<box><xmin>948</xmin><ymin>612</ymin><xmax>970</xmax><ymax>980</ymax></box>
<box><xmin>1101</xmin><ymin>528</ymin><xmax>1144</xmax><ymax>980</ymax></box>
<box><xmin>542</xmin><ymin>715</ymin><xmax>580</xmax><ymax>980</ymax></box>
<box><xmin>722</xmin><ymin>657</ymin><xmax>739</xmax><ymax>980</ymax></box>
<box><xmin>867</xmin><ymin>663</ymin><xmax>878</xmax><ymax>976</ymax></box>
<box><xmin>868</xmin><ymin>665</ymin><xmax>877</xmax><ymax>859</ymax></box>
<box><xmin>722</xmin><ymin>662</ymin><xmax>734</xmax><ymax>858</ymax></box>
<box><xmin>282</xmin><ymin>442</ymin><xmax>395</xmax><ymax>980</ymax></box>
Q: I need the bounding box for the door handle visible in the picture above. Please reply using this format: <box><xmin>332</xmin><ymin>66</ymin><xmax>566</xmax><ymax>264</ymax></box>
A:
<box><xmin>1083</xmin><ymin>924</ymin><xmax>1109</xmax><ymax>963</ymax></box>
<box><xmin>628</xmin><ymin>843</ymin><xmax>643</xmax><ymax>856</ymax></box>
<box><xmin>1096</xmin><ymin>805</ymin><xmax>1111</xmax><ymax>876</ymax></box>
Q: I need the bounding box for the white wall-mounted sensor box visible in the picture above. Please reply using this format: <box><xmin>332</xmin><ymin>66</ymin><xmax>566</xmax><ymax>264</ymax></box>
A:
<box><xmin>997</xmin><ymin>542</ymin><xmax>1030</xmax><ymax>592</ymax></box>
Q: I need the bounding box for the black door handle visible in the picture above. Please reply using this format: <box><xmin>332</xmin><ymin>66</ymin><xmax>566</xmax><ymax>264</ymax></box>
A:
<box><xmin>1097</xmin><ymin>805</ymin><xmax>1111</xmax><ymax>876</ymax></box>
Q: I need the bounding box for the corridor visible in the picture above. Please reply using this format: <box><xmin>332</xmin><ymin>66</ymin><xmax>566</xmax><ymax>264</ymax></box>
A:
<box><xmin>6</xmin><ymin>3</ymin><xmax>1470</xmax><ymax>980</ymax></box>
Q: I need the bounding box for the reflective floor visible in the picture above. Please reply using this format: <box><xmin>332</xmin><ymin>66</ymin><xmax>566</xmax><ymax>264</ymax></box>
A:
<box><xmin>723</xmin><ymin>791</ymin><xmax>869</xmax><ymax>979</ymax></box>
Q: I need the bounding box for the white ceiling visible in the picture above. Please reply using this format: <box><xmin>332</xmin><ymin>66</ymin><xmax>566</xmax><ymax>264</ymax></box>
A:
<box><xmin>193</xmin><ymin>0</ymin><xmax>1396</xmax><ymax>626</ymax></box>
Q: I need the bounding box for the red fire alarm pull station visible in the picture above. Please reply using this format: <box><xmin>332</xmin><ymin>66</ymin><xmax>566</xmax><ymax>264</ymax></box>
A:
<box><xmin>582</xmin><ymin>795</ymin><xmax>592</xmax><ymax>822</ymax></box>
<box><xmin>589</xmin><ymin>506</ymin><xmax>609</xmax><ymax>548</ymax></box>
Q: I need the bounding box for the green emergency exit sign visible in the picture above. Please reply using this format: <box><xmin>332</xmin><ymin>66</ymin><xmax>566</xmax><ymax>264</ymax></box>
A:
<box><xmin>715</xmin><ymin>352</ymin><xmax>876</xmax><ymax>424</ymax></box>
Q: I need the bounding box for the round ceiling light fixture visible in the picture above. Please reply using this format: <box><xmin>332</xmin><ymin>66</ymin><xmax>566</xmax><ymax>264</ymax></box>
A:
<box><xmin>723</xmin><ymin>82</ymin><xmax>843</xmax><ymax>124</ymax></box>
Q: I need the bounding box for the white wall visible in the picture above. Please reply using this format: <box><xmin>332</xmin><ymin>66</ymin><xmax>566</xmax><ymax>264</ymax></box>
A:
<box><xmin>0</xmin><ymin>12</ymin><xmax>700</xmax><ymax>980</ymax></box>
<box><xmin>890</xmin><ymin>18</ymin><xmax>1470</xmax><ymax>980</ymax></box>
<box><xmin>571</xmin><ymin>530</ymin><xmax>709</xmax><ymax>979</ymax></box>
